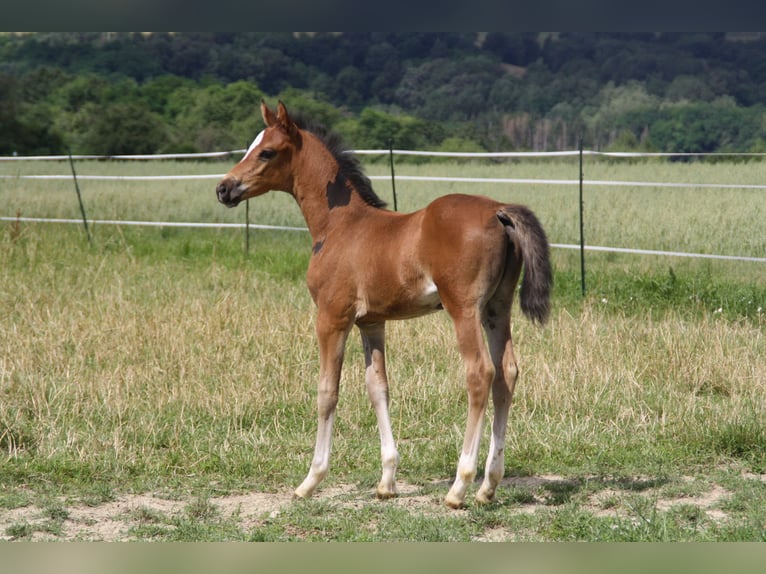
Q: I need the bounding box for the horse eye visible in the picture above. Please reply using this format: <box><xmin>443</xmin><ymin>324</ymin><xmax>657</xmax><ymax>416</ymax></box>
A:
<box><xmin>259</xmin><ymin>149</ymin><xmax>277</xmax><ymax>161</ymax></box>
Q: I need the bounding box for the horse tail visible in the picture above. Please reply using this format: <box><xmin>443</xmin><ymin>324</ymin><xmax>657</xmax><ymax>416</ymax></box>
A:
<box><xmin>496</xmin><ymin>205</ymin><xmax>553</xmax><ymax>325</ymax></box>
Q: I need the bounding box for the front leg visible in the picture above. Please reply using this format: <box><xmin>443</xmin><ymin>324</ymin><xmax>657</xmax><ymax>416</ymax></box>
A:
<box><xmin>360</xmin><ymin>323</ymin><xmax>400</xmax><ymax>499</ymax></box>
<box><xmin>294</xmin><ymin>314</ymin><xmax>351</xmax><ymax>499</ymax></box>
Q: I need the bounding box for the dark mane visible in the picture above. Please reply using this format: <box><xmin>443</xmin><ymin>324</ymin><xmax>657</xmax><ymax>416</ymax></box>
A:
<box><xmin>293</xmin><ymin>114</ymin><xmax>387</xmax><ymax>210</ymax></box>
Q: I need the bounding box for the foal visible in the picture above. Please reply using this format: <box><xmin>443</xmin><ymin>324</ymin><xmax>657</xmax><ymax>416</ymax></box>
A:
<box><xmin>216</xmin><ymin>101</ymin><xmax>552</xmax><ymax>508</ymax></box>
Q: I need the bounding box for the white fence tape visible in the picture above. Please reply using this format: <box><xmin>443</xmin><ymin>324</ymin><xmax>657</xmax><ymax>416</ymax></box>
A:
<box><xmin>550</xmin><ymin>243</ymin><xmax>766</xmax><ymax>264</ymax></box>
<box><xmin>0</xmin><ymin>151</ymin><xmax>241</xmax><ymax>161</ymax></box>
<box><xmin>0</xmin><ymin>216</ymin><xmax>307</xmax><ymax>232</ymax></box>
<box><xmin>0</xmin><ymin>174</ymin><xmax>224</xmax><ymax>181</ymax></box>
<box><xmin>381</xmin><ymin>175</ymin><xmax>766</xmax><ymax>191</ymax></box>
<box><xmin>3</xmin><ymin>173</ymin><xmax>765</xmax><ymax>191</ymax></box>
<box><xmin>3</xmin><ymin>149</ymin><xmax>766</xmax><ymax>161</ymax></box>
<box><xmin>2</xmin><ymin>147</ymin><xmax>764</xmax><ymax>263</ymax></box>
<box><xmin>2</xmin><ymin>216</ymin><xmax>764</xmax><ymax>263</ymax></box>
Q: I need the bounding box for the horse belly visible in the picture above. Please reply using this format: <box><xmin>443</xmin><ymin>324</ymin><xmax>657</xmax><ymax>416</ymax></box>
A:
<box><xmin>356</xmin><ymin>277</ymin><xmax>442</xmax><ymax>323</ymax></box>
<box><xmin>407</xmin><ymin>278</ymin><xmax>442</xmax><ymax>315</ymax></box>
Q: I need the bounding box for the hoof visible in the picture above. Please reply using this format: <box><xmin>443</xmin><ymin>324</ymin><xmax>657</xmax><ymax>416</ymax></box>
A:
<box><xmin>376</xmin><ymin>489</ymin><xmax>398</xmax><ymax>500</ymax></box>
<box><xmin>444</xmin><ymin>494</ymin><xmax>466</xmax><ymax>510</ymax></box>
<box><xmin>475</xmin><ymin>490</ymin><xmax>495</xmax><ymax>505</ymax></box>
<box><xmin>376</xmin><ymin>482</ymin><xmax>398</xmax><ymax>500</ymax></box>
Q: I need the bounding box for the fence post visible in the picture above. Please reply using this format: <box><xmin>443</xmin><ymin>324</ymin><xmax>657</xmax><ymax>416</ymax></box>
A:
<box><xmin>579</xmin><ymin>137</ymin><xmax>586</xmax><ymax>296</ymax></box>
<box><xmin>245</xmin><ymin>199</ymin><xmax>250</xmax><ymax>256</ymax></box>
<box><xmin>68</xmin><ymin>149</ymin><xmax>92</xmax><ymax>244</ymax></box>
<box><xmin>388</xmin><ymin>139</ymin><xmax>398</xmax><ymax>211</ymax></box>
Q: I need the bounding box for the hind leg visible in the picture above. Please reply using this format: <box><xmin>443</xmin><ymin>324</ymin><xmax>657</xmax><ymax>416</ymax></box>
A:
<box><xmin>444</xmin><ymin>311</ymin><xmax>494</xmax><ymax>509</ymax></box>
<box><xmin>476</xmin><ymin>301</ymin><xmax>519</xmax><ymax>504</ymax></box>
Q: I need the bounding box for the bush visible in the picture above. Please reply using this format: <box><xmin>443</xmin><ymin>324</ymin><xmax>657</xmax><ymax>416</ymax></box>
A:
<box><xmin>81</xmin><ymin>102</ymin><xmax>169</xmax><ymax>155</ymax></box>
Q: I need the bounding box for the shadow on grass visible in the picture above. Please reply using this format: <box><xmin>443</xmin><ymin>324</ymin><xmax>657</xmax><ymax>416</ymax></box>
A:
<box><xmin>492</xmin><ymin>474</ymin><xmax>673</xmax><ymax>507</ymax></box>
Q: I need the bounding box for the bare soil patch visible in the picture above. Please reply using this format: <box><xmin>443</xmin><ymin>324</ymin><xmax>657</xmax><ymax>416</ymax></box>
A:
<box><xmin>0</xmin><ymin>474</ymin><xmax>751</xmax><ymax>541</ymax></box>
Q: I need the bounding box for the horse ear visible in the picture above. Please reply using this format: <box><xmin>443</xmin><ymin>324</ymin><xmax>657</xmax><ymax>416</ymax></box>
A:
<box><xmin>276</xmin><ymin>100</ymin><xmax>301</xmax><ymax>142</ymax></box>
<box><xmin>276</xmin><ymin>101</ymin><xmax>291</xmax><ymax>126</ymax></box>
<box><xmin>261</xmin><ymin>100</ymin><xmax>278</xmax><ymax>127</ymax></box>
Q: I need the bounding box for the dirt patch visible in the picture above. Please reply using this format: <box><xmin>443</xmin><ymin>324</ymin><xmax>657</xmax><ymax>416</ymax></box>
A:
<box><xmin>1</xmin><ymin>494</ymin><xmax>188</xmax><ymax>541</ymax></box>
<box><xmin>655</xmin><ymin>485</ymin><xmax>732</xmax><ymax>521</ymax></box>
<box><xmin>0</xmin><ymin>475</ymin><xmax>744</xmax><ymax>541</ymax></box>
<box><xmin>209</xmin><ymin>491</ymin><xmax>293</xmax><ymax>530</ymax></box>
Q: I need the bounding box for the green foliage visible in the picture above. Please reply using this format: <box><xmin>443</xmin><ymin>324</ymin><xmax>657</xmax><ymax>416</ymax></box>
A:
<box><xmin>3</xmin><ymin>32</ymin><xmax>766</xmax><ymax>155</ymax></box>
<box><xmin>437</xmin><ymin>136</ymin><xmax>485</xmax><ymax>153</ymax></box>
<box><xmin>171</xmin><ymin>81</ymin><xmax>266</xmax><ymax>151</ymax></box>
<box><xmin>0</xmin><ymin>73</ymin><xmax>65</xmax><ymax>155</ymax></box>
<box><xmin>274</xmin><ymin>88</ymin><xmax>343</xmax><ymax>128</ymax></box>
<box><xmin>80</xmin><ymin>102</ymin><xmax>169</xmax><ymax>155</ymax></box>
<box><xmin>646</xmin><ymin>101</ymin><xmax>762</xmax><ymax>153</ymax></box>
<box><xmin>339</xmin><ymin>107</ymin><xmax>445</xmax><ymax>151</ymax></box>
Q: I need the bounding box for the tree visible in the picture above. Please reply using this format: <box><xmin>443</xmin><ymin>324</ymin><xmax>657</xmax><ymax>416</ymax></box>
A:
<box><xmin>139</xmin><ymin>74</ymin><xmax>195</xmax><ymax>116</ymax></box>
<box><xmin>53</xmin><ymin>73</ymin><xmax>112</xmax><ymax>112</ymax></box>
<box><xmin>585</xmin><ymin>81</ymin><xmax>659</xmax><ymax>148</ymax></box>
<box><xmin>332</xmin><ymin>66</ymin><xmax>367</xmax><ymax>109</ymax></box>
<box><xmin>346</xmin><ymin>108</ymin><xmax>445</xmax><ymax>151</ymax></box>
<box><xmin>665</xmin><ymin>75</ymin><xmax>714</xmax><ymax>102</ymax></box>
<box><xmin>173</xmin><ymin>81</ymin><xmax>266</xmax><ymax>151</ymax></box>
<box><xmin>483</xmin><ymin>33</ymin><xmax>540</xmax><ymax>66</ymax></box>
<box><xmin>0</xmin><ymin>73</ymin><xmax>64</xmax><ymax>155</ymax></box>
<box><xmin>274</xmin><ymin>89</ymin><xmax>344</xmax><ymax>128</ymax></box>
<box><xmin>4</xmin><ymin>33</ymin><xmax>766</xmax><ymax>154</ymax></box>
<box><xmin>647</xmin><ymin>101</ymin><xmax>760</xmax><ymax>153</ymax></box>
<box><xmin>0</xmin><ymin>74</ymin><xmax>24</xmax><ymax>154</ymax></box>
<box><xmin>81</xmin><ymin>102</ymin><xmax>168</xmax><ymax>155</ymax></box>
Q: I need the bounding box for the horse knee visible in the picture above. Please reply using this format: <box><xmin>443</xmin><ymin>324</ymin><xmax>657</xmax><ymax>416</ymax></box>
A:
<box><xmin>317</xmin><ymin>388</ymin><xmax>339</xmax><ymax>418</ymax></box>
<box><xmin>466</xmin><ymin>361</ymin><xmax>494</xmax><ymax>405</ymax></box>
<box><xmin>490</xmin><ymin>359</ymin><xmax>518</xmax><ymax>410</ymax></box>
<box><xmin>507</xmin><ymin>360</ymin><xmax>519</xmax><ymax>384</ymax></box>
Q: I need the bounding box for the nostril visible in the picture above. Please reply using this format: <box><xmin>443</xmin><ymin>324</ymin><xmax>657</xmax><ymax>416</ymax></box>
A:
<box><xmin>216</xmin><ymin>178</ymin><xmax>242</xmax><ymax>207</ymax></box>
<box><xmin>216</xmin><ymin>181</ymin><xmax>232</xmax><ymax>200</ymax></box>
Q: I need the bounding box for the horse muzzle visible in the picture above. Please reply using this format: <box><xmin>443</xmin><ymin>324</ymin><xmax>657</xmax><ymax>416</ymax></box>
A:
<box><xmin>216</xmin><ymin>178</ymin><xmax>245</xmax><ymax>208</ymax></box>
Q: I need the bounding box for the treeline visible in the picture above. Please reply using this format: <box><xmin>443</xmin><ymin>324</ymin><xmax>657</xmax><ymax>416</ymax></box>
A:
<box><xmin>2</xmin><ymin>32</ymin><xmax>766</xmax><ymax>156</ymax></box>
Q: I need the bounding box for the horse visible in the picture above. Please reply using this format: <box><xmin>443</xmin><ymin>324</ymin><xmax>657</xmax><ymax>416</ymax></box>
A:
<box><xmin>216</xmin><ymin>101</ymin><xmax>552</xmax><ymax>508</ymax></box>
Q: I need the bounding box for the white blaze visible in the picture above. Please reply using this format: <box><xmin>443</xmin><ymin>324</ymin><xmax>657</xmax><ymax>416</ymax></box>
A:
<box><xmin>241</xmin><ymin>130</ymin><xmax>265</xmax><ymax>162</ymax></box>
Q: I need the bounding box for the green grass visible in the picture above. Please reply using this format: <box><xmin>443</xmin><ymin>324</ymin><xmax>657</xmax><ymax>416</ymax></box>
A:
<box><xmin>0</xmin><ymin>159</ymin><xmax>764</xmax><ymax>540</ymax></box>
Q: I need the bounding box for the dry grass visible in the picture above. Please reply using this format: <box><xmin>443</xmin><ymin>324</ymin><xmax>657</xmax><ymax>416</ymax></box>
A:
<box><xmin>1</xmin><ymin>158</ymin><xmax>764</xmax><ymax>540</ymax></box>
<box><xmin>1</xmin><ymin>226</ymin><xmax>763</xmax><ymax>487</ymax></box>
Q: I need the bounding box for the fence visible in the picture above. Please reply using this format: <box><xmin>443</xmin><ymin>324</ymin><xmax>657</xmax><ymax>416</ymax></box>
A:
<box><xmin>2</xmin><ymin>147</ymin><xmax>765</xmax><ymax>294</ymax></box>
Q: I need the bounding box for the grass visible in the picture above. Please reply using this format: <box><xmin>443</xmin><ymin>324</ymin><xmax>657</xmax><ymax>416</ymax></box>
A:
<box><xmin>0</xmin><ymin>158</ymin><xmax>765</xmax><ymax>541</ymax></box>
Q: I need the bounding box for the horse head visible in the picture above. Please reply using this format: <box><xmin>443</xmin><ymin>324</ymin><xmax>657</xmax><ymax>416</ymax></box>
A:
<box><xmin>216</xmin><ymin>101</ymin><xmax>301</xmax><ymax>207</ymax></box>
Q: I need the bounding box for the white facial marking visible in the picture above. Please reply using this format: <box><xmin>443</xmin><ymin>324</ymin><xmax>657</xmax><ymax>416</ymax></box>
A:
<box><xmin>241</xmin><ymin>130</ymin><xmax>265</xmax><ymax>162</ymax></box>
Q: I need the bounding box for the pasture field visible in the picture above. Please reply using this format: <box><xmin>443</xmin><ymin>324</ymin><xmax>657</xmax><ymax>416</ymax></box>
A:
<box><xmin>0</xmin><ymin>158</ymin><xmax>765</xmax><ymax>541</ymax></box>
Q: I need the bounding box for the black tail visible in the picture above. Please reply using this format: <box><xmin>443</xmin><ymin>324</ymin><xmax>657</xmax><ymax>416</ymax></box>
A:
<box><xmin>497</xmin><ymin>206</ymin><xmax>553</xmax><ymax>324</ymax></box>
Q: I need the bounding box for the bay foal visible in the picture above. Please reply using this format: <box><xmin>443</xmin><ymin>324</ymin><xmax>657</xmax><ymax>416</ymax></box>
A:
<box><xmin>216</xmin><ymin>101</ymin><xmax>552</xmax><ymax>508</ymax></box>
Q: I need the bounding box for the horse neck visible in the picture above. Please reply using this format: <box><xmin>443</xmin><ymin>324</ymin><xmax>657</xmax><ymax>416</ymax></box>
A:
<box><xmin>289</xmin><ymin>137</ymin><xmax>365</xmax><ymax>242</ymax></box>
